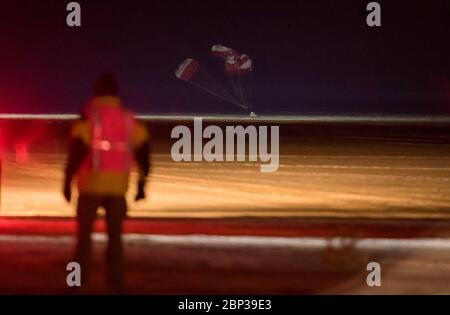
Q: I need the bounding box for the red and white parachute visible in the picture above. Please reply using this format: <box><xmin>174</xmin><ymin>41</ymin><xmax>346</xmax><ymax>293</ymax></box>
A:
<box><xmin>175</xmin><ymin>57</ymin><xmax>245</xmax><ymax>109</ymax></box>
<box><xmin>175</xmin><ymin>44</ymin><xmax>254</xmax><ymax>111</ymax></box>
<box><xmin>212</xmin><ymin>45</ymin><xmax>253</xmax><ymax>110</ymax></box>
<box><xmin>211</xmin><ymin>45</ymin><xmax>239</xmax><ymax>61</ymax></box>
<box><xmin>224</xmin><ymin>54</ymin><xmax>253</xmax><ymax>75</ymax></box>
<box><xmin>175</xmin><ymin>58</ymin><xmax>199</xmax><ymax>81</ymax></box>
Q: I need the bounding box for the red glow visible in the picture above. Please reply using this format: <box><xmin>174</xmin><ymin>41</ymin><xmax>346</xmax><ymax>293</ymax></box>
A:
<box><xmin>12</xmin><ymin>121</ymin><xmax>49</xmax><ymax>163</ymax></box>
<box><xmin>15</xmin><ymin>142</ymin><xmax>29</xmax><ymax>163</ymax></box>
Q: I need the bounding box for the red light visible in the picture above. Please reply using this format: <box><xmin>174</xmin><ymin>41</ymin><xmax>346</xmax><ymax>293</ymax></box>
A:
<box><xmin>15</xmin><ymin>143</ymin><xmax>29</xmax><ymax>163</ymax></box>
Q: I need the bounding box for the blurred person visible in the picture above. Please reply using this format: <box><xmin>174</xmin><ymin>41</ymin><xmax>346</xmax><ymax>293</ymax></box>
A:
<box><xmin>63</xmin><ymin>72</ymin><xmax>151</xmax><ymax>292</ymax></box>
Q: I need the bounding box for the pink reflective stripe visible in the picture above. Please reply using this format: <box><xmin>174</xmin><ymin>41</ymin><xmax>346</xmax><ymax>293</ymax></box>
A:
<box><xmin>123</xmin><ymin>112</ymin><xmax>134</xmax><ymax>170</ymax></box>
<box><xmin>92</xmin><ymin>109</ymin><xmax>101</xmax><ymax>170</ymax></box>
<box><xmin>126</xmin><ymin>113</ymin><xmax>133</xmax><ymax>149</ymax></box>
<box><xmin>83</xmin><ymin>106</ymin><xmax>135</xmax><ymax>173</ymax></box>
<box><xmin>91</xmin><ymin>140</ymin><xmax>130</xmax><ymax>151</ymax></box>
<box><xmin>91</xmin><ymin>140</ymin><xmax>111</xmax><ymax>151</ymax></box>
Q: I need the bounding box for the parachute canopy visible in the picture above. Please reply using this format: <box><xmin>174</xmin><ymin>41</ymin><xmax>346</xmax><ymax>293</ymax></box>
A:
<box><xmin>175</xmin><ymin>44</ymin><xmax>254</xmax><ymax>111</ymax></box>
<box><xmin>211</xmin><ymin>44</ymin><xmax>239</xmax><ymax>61</ymax></box>
<box><xmin>175</xmin><ymin>58</ymin><xmax>199</xmax><ymax>81</ymax></box>
<box><xmin>225</xmin><ymin>54</ymin><xmax>253</xmax><ymax>75</ymax></box>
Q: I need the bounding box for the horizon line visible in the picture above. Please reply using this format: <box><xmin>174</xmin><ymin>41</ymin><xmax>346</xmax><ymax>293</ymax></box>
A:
<box><xmin>0</xmin><ymin>113</ymin><xmax>449</xmax><ymax>123</ymax></box>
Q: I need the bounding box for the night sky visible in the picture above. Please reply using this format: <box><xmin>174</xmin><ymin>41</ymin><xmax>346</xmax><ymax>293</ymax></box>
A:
<box><xmin>0</xmin><ymin>0</ymin><xmax>448</xmax><ymax>115</ymax></box>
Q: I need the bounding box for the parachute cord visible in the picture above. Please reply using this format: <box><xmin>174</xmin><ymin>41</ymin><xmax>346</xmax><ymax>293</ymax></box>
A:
<box><xmin>247</xmin><ymin>75</ymin><xmax>253</xmax><ymax>113</ymax></box>
<box><xmin>230</xmin><ymin>76</ymin><xmax>240</xmax><ymax>105</ymax></box>
<box><xmin>202</xmin><ymin>68</ymin><xmax>244</xmax><ymax>106</ymax></box>
<box><xmin>237</xmin><ymin>74</ymin><xmax>247</xmax><ymax>109</ymax></box>
<box><xmin>230</xmin><ymin>75</ymin><xmax>248</xmax><ymax>110</ymax></box>
<box><xmin>188</xmin><ymin>81</ymin><xmax>246</xmax><ymax>109</ymax></box>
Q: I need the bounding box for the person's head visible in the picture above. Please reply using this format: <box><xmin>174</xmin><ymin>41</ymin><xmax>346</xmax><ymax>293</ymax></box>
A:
<box><xmin>94</xmin><ymin>72</ymin><xmax>119</xmax><ymax>97</ymax></box>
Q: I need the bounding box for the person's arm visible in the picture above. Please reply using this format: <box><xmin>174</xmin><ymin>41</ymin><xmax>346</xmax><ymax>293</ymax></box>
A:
<box><xmin>63</xmin><ymin>120</ymin><xmax>89</xmax><ymax>202</ymax></box>
<box><xmin>65</xmin><ymin>138</ymin><xmax>88</xmax><ymax>182</ymax></box>
<box><xmin>133</xmin><ymin>123</ymin><xmax>151</xmax><ymax>201</ymax></box>
<box><xmin>135</xmin><ymin>141</ymin><xmax>151</xmax><ymax>181</ymax></box>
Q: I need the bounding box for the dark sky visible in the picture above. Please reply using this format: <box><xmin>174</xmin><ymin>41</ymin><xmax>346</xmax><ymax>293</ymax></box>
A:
<box><xmin>0</xmin><ymin>0</ymin><xmax>448</xmax><ymax>115</ymax></box>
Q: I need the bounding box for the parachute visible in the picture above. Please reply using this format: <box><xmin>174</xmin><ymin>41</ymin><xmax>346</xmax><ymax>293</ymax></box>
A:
<box><xmin>175</xmin><ymin>44</ymin><xmax>254</xmax><ymax>112</ymax></box>
<box><xmin>211</xmin><ymin>45</ymin><xmax>239</xmax><ymax>61</ymax></box>
<box><xmin>175</xmin><ymin>58</ymin><xmax>199</xmax><ymax>81</ymax></box>
<box><xmin>224</xmin><ymin>54</ymin><xmax>253</xmax><ymax>75</ymax></box>
<box><xmin>236</xmin><ymin>54</ymin><xmax>253</xmax><ymax>74</ymax></box>
<box><xmin>175</xmin><ymin>58</ymin><xmax>245</xmax><ymax>109</ymax></box>
<box><xmin>219</xmin><ymin>50</ymin><xmax>253</xmax><ymax>111</ymax></box>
